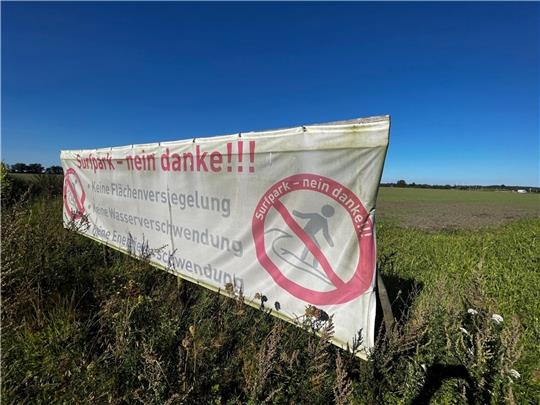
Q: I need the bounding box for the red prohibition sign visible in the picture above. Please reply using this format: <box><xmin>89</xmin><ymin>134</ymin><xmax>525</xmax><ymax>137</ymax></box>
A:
<box><xmin>63</xmin><ymin>168</ymin><xmax>86</xmax><ymax>220</ymax></box>
<box><xmin>252</xmin><ymin>173</ymin><xmax>375</xmax><ymax>305</ymax></box>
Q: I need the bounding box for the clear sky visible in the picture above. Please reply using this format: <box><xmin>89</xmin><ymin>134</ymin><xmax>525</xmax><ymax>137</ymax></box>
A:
<box><xmin>2</xmin><ymin>2</ymin><xmax>539</xmax><ymax>186</ymax></box>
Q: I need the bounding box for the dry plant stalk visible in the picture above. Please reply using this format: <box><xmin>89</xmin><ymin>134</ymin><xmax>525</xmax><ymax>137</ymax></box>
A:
<box><xmin>333</xmin><ymin>352</ymin><xmax>353</xmax><ymax>405</ymax></box>
<box><xmin>248</xmin><ymin>322</ymin><xmax>283</xmax><ymax>402</ymax></box>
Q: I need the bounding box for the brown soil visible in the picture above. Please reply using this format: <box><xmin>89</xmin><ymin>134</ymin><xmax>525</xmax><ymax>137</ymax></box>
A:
<box><xmin>377</xmin><ymin>201</ymin><xmax>539</xmax><ymax>231</ymax></box>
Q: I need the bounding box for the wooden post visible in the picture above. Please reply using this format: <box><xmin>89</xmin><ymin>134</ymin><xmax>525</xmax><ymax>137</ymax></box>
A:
<box><xmin>377</xmin><ymin>269</ymin><xmax>395</xmax><ymax>332</ymax></box>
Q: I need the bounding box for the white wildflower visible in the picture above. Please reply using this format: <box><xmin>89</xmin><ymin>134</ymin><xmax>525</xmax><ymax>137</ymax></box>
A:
<box><xmin>459</xmin><ymin>327</ymin><xmax>470</xmax><ymax>336</ymax></box>
<box><xmin>467</xmin><ymin>308</ymin><xmax>478</xmax><ymax>315</ymax></box>
<box><xmin>491</xmin><ymin>314</ymin><xmax>504</xmax><ymax>324</ymax></box>
<box><xmin>508</xmin><ymin>369</ymin><xmax>521</xmax><ymax>379</ymax></box>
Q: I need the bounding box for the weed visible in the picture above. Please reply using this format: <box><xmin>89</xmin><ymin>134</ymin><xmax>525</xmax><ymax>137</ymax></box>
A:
<box><xmin>1</xmin><ymin>194</ymin><xmax>538</xmax><ymax>403</ymax></box>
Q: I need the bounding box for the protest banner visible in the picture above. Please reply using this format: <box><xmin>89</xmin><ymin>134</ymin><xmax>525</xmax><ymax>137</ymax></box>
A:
<box><xmin>61</xmin><ymin>115</ymin><xmax>390</xmax><ymax>357</ymax></box>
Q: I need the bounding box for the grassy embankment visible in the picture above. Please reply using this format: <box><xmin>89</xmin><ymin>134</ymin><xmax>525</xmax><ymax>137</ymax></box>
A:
<box><xmin>1</xmin><ymin>174</ymin><xmax>539</xmax><ymax>403</ymax></box>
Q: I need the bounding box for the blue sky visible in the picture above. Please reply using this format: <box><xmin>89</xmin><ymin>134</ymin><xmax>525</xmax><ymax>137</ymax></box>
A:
<box><xmin>2</xmin><ymin>2</ymin><xmax>539</xmax><ymax>186</ymax></box>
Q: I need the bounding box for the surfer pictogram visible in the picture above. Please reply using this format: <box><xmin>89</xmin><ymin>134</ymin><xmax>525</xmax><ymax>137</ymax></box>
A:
<box><xmin>252</xmin><ymin>173</ymin><xmax>375</xmax><ymax>305</ymax></box>
<box><xmin>293</xmin><ymin>205</ymin><xmax>335</xmax><ymax>269</ymax></box>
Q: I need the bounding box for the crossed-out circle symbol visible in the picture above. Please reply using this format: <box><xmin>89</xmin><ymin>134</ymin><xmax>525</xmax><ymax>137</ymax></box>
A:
<box><xmin>63</xmin><ymin>168</ymin><xmax>86</xmax><ymax>220</ymax></box>
<box><xmin>252</xmin><ymin>173</ymin><xmax>375</xmax><ymax>305</ymax></box>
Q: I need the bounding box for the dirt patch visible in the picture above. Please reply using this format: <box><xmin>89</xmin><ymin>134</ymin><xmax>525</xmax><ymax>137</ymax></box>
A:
<box><xmin>377</xmin><ymin>200</ymin><xmax>539</xmax><ymax>231</ymax></box>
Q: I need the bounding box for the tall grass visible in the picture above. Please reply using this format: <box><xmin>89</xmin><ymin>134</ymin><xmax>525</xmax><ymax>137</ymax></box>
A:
<box><xmin>1</xmin><ymin>194</ymin><xmax>538</xmax><ymax>403</ymax></box>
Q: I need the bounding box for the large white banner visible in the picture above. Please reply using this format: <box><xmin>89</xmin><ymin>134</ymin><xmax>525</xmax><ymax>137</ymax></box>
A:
<box><xmin>61</xmin><ymin>115</ymin><xmax>390</xmax><ymax>357</ymax></box>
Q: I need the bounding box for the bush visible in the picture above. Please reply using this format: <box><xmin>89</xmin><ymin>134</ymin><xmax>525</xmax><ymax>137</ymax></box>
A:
<box><xmin>1</xmin><ymin>169</ymin><xmax>63</xmax><ymax>206</ymax></box>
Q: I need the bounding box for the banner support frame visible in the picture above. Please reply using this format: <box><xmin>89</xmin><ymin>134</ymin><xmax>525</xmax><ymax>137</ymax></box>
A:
<box><xmin>377</xmin><ymin>268</ymin><xmax>395</xmax><ymax>333</ymax></box>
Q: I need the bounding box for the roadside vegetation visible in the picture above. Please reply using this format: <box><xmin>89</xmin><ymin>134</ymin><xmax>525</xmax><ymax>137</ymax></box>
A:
<box><xmin>1</xmin><ymin>170</ymin><xmax>539</xmax><ymax>403</ymax></box>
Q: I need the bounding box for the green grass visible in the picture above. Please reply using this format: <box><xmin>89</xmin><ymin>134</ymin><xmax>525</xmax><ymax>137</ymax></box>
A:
<box><xmin>378</xmin><ymin>187</ymin><xmax>540</xmax><ymax>206</ymax></box>
<box><xmin>9</xmin><ymin>172</ymin><xmax>43</xmax><ymax>180</ymax></box>
<box><xmin>378</xmin><ymin>219</ymin><xmax>540</xmax><ymax>394</ymax></box>
<box><xmin>2</xmin><ymin>193</ymin><xmax>539</xmax><ymax>403</ymax></box>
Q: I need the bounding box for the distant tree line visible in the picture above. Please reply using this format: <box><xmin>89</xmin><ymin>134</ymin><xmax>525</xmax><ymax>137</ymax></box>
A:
<box><xmin>5</xmin><ymin>163</ymin><xmax>63</xmax><ymax>175</ymax></box>
<box><xmin>3</xmin><ymin>164</ymin><xmax>537</xmax><ymax>192</ymax></box>
<box><xmin>382</xmin><ymin>179</ymin><xmax>539</xmax><ymax>193</ymax></box>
